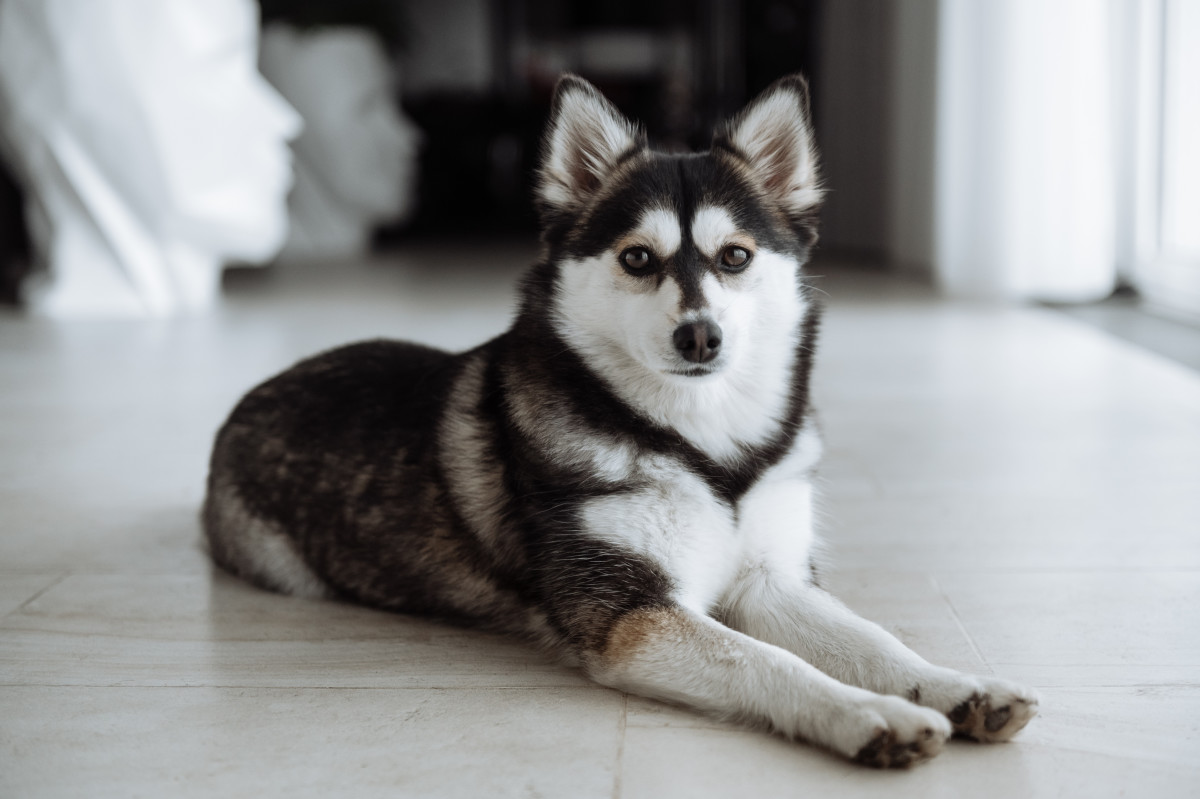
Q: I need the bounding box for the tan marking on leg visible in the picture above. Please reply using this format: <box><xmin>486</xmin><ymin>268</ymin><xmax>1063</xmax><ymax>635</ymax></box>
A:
<box><xmin>602</xmin><ymin>605</ymin><xmax>673</xmax><ymax>665</ymax></box>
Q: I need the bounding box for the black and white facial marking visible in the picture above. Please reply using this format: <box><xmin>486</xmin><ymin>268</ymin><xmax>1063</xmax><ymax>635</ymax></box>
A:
<box><xmin>535</xmin><ymin>75</ymin><xmax>824</xmax><ymax>462</ymax></box>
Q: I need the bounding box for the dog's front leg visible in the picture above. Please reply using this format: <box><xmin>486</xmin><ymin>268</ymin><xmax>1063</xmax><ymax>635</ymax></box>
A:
<box><xmin>721</xmin><ymin>571</ymin><xmax>1038</xmax><ymax>742</ymax></box>
<box><xmin>583</xmin><ymin>603</ymin><xmax>950</xmax><ymax>767</ymax></box>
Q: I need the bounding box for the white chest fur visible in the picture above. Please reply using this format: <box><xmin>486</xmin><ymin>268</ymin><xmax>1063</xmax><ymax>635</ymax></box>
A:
<box><xmin>577</xmin><ymin>424</ymin><xmax>823</xmax><ymax>613</ymax></box>
<box><xmin>580</xmin><ymin>455</ymin><xmax>740</xmax><ymax>612</ymax></box>
<box><xmin>734</xmin><ymin>427</ymin><xmax>823</xmax><ymax>579</ymax></box>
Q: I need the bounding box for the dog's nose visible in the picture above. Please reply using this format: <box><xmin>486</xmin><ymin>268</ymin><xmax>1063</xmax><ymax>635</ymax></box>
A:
<box><xmin>672</xmin><ymin>320</ymin><xmax>722</xmax><ymax>364</ymax></box>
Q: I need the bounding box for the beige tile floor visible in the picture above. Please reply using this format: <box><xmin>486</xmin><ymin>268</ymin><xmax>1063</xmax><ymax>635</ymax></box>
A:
<box><xmin>2</xmin><ymin>242</ymin><xmax>1199</xmax><ymax>798</ymax></box>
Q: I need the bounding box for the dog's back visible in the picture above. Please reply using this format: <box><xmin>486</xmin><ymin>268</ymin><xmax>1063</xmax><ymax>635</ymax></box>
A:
<box><xmin>204</xmin><ymin>340</ymin><xmax>514</xmax><ymax>618</ymax></box>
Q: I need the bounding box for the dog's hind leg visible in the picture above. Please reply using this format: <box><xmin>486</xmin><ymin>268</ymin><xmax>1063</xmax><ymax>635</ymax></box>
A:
<box><xmin>584</xmin><ymin>604</ymin><xmax>950</xmax><ymax>767</ymax></box>
<box><xmin>720</xmin><ymin>571</ymin><xmax>1039</xmax><ymax>742</ymax></box>
<box><xmin>202</xmin><ymin>480</ymin><xmax>331</xmax><ymax>600</ymax></box>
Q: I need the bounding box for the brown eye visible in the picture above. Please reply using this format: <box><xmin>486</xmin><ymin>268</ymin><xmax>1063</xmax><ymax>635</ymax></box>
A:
<box><xmin>721</xmin><ymin>246</ymin><xmax>751</xmax><ymax>270</ymax></box>
<box><xmin>621</xmin><ymin>247</ymin><xmax>653</xmax><ymax>273</ymax></box>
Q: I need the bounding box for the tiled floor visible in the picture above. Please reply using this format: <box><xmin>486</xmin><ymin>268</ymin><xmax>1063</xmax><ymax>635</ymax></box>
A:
<box><xmin>2</xmin><ymin>243</ymin><xmax>1198</xmax><ymax>797</ymax></box>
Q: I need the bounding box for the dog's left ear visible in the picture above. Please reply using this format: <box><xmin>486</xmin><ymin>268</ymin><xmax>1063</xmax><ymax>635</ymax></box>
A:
<box><xmin>717</xmin><ymin>75</ymin><xmax>823</xmax><ymax>218</ymax></box>
<box><xmin>537</xmin><ymin>75</ymin><xmax>645</xmax><ymax>219</ymax></box>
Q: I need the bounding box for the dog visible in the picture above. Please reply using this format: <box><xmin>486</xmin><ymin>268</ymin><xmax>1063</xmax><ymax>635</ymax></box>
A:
<box><xmin>203</xmin><ymin>74</ymin><xmax>1038</xmax><ymax>767</ymax></box>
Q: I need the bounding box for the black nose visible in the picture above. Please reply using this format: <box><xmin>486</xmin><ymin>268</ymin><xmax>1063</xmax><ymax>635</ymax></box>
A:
<box><xmin>672</xmin><ymin>320</ymin><xmax>722</xmax><ymax>364</ymax></box>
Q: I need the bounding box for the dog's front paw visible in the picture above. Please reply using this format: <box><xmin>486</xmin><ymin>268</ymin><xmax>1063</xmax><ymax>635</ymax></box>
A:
<box><xmin>944</xmin><ymin>678</ymin><xmax>1039</xmax><ymax>742</ymax></box>
<box><xmin>842</xmin><ymin>695</ymin><xmax>951</xmax><ymax>768</ymax></box>
<box><xmin>914</xmin><ymin>671</ymin><xmax>1039</xmax><ymax>742</ymax></box>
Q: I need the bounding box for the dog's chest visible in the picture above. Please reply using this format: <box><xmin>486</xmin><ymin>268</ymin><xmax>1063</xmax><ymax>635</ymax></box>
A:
<box><xmin>578</xmin><ymin>428</ymin><xmax>821</xmax><ymax>613</ymax></box>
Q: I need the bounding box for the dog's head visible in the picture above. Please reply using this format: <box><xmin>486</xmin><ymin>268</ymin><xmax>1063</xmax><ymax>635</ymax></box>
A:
<box><xmin>535</xmin><ymin>75</ymin><xmax>822</xmax><ymax>391</ymax></box>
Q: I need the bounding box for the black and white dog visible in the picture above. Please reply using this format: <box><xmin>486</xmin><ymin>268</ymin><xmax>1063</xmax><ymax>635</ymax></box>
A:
<box><xmin>204</xmin><ymin>75</ymin><xmax>1037</xmax><ymax>767</ymax></box>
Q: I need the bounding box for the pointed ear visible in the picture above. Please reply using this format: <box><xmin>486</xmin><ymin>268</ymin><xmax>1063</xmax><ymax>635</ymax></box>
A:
<box><xmin>537</xmin><ymin>75</ymin><xmax>644</xmax><ymax>216</ymax></box>
<box><xmin>717</xmin><ymin>75</ymin><xmax>822</xmax><ymax>217</ymax></box>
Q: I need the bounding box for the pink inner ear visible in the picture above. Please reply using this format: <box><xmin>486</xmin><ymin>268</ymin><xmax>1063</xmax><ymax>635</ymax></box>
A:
<box><xmin>567</xmin><ymin>138</ymin><xmax>604</xmax><ymax>195</ymax></box>
<box><xmin>758</xmin><ymin>133</ymin><xmax>800</xmax><ymax>196</ymax></box>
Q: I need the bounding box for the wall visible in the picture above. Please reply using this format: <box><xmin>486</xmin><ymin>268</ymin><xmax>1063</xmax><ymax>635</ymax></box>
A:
<box><xmin>813</xmin><ymin>0</ymin><xmax>892</xmax><ymax>261</ymax></box>
<box><xmin>814</xmin><ymin>0</ymin><xmax>939</xmax><ymax>275</ymax></box>
<box><xmin>885</xmin><ymin>0</ymin><xmax>939</xmax><ymax>276</ymax></box>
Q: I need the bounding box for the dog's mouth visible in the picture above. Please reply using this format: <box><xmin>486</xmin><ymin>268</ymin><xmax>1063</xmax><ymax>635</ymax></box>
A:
<box><xmin>664</xmin><ymin>365</ymin><xmax>719</xmax><ymax>378</ymax></box>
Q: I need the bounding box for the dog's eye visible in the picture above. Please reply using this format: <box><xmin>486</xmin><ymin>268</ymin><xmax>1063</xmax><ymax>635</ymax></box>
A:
<box><xmin>621</xmin><ymin>247</ymin><xmax>654</xmax><ymax>274</ymax></box>
<box><xmin>721</xmin><ymin>246</ymin><xmax>752</xmax><ymax>271</ymax></box>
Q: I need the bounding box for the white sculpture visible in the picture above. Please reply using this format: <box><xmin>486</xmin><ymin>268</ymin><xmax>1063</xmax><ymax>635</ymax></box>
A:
<box><xmin>259</xmin><ymin>24</ymin><xmax>421</xmax><ymax>259</ymax></box>
<box><xmin>0</xmin><ymin>0</ymin><xmax>301</xmax><ymax>317</ymax></box>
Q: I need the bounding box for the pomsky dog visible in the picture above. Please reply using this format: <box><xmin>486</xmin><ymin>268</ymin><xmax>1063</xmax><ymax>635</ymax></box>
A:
<box><xmin>204</xmin><ymin>74</ymin><xmax>1037</xmax><ymax>767</ymax></box>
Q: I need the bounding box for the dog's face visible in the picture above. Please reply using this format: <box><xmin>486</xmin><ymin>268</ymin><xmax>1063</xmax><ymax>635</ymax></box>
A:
<box><xmin>536</xmin><ymin>76</ymin><xmax>822</xmax><ymax>390</ymax></box>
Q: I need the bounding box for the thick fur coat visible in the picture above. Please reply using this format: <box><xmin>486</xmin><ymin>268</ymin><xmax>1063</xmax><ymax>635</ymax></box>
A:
<box><xmin>204</xmin><ymin>75</ymin><xmax>1037</xmax><ymax>767</ymax></box>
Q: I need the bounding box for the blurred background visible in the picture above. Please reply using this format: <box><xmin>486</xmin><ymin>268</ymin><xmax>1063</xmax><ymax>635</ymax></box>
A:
<box><xmin>0</xmin><ymin>0</ymin><xmax>1197</xmax><ymax>332</ymax></box>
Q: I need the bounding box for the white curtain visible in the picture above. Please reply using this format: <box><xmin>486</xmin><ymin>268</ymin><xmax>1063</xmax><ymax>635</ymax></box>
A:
<box><xmin>934</xmin><ymin>0</ymin><xmax>1118</xmax><ymax>302</ymax></box>
<box><xmin>1138</xmin><ymin>0</ymin><xmax>1200</xmax><ymax>321</ymax></box>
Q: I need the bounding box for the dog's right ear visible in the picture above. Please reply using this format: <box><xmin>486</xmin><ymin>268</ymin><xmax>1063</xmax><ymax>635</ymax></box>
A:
<box><xmin>537</xmin><ymin>75</ymin><xmax>644</xmax><ymax>218</ymax></box>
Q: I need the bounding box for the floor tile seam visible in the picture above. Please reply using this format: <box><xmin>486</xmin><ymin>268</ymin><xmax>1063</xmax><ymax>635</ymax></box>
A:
<box><xmin>1013</xmin><ymin>740</ymin><xmax>1200</xmax><ymax>770</ymax></box>
<box><xmin>0</xmin><ymin>627</ymin><xmax>522</xmax><ymax>643</ymax></box>
<box><xmin>1032</xmin><ymin>684</ymin><xmax>1200</xmax><ymax>691</ymax></box>
<box><xmin>3</xmin><ymin>573</ymin><xmax>68</xmax><ymax>622</ymax></box>
<box><xmin>989</xmin><ymin>662</ymin><xmax>1200</xmax><ymax>668</ymax></box>
<box><xmin>924</xmin><ymin>568</ymin><xmax>1200</xmax><ymax>577</ymax></box>
<box><xmin>611</xmin><ymin>694</ymin><xmax>627</xmax><ymax>799</ymax></box>
<box><xmin>0</xmin><ymin>571</ymin><xmax>223</xmax><ymax>579</ymax></box>
<box><xmin>1019</xmin><ymin>686</ymin><xmax>1200</xmax><ymax>693</ymax></box>
<box><xmin>622</xmin><ymin>721</ymin><xmax>727</xmax><ymax>732</ymax></box>
<box><xmin>622</xmin><ymin>721</ymin><xmax>740</xmax><ymax>735</ymax></box>
<box><xmin>928</xmin><ymin>574</ymin><xmax>992</xmax><ymax>673</ymax></box>
<box><xmin>835</xmin><ymin>567</ymin><xmax>1200</xmax><ymax>575</ymax></box>
<box><xmin>856</xmin><ymin>487</ymin><xmax>1200</xmax><ymax>499</ymax></box>
<box><xmin>0</xmin><ymin>682</ymin><xmax>598</xmax><ymax>691</ymax></box>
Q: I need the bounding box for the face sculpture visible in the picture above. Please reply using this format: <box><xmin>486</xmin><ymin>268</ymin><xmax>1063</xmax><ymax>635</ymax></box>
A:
<box><xmin>0</xmin><ymin>0</ymin><xmax>301</xmax><ymax>316</ymax></box>
<box><xmin>259</xmin><ymin>24</ymin><xmax>422</xmax><ymax>258</ymax></box>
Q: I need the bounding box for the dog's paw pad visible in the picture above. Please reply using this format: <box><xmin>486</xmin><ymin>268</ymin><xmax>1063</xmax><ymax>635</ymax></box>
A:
<box><xmin>853</xmin><ymin>722</ymin><xmax>945</xmax><ymax>769</ymax></box>
<box><xmin>847</xmin><ymin>699</ymin><xmax>950</xmax><ymax>769</ymax></box>
<box><xmin>950</xmin><ymin>685</ymin><xmax>1038</xmax><ymax>742</ymax></box>
<box><xmin>985</xmin><ymin>705</ymin><xmax>1012</xmax><ymax>733</ymax></box>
